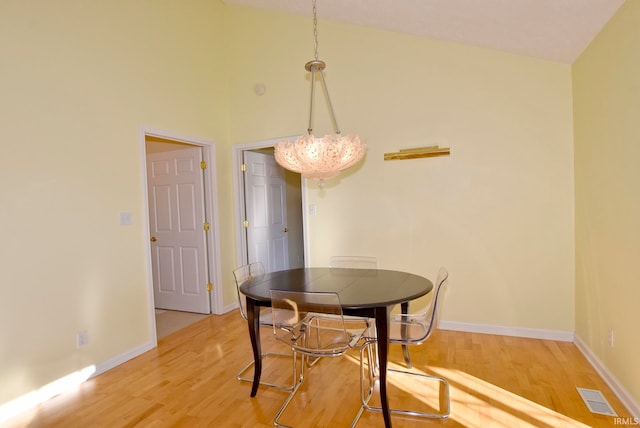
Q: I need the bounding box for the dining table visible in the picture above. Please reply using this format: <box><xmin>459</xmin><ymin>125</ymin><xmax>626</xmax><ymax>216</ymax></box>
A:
<box><xmin>239</xmin><ymin>266</ymin><xmax>433</xmax><ymax>428</ymax></box>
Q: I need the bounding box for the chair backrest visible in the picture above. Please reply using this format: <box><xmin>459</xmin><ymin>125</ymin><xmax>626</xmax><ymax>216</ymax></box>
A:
<box><xmin>422</xmin><ymin>267</ymin><xmax>449</xmax><ymax>339</ymax></box>
<box><xmin>329</xmin><ymin>256</ymin><xmax>378</xmax><ymax>269</ymax></box>
<box><xmin>270</xmin><ymin>290</ymin><xmax>354</xmax><ymax>357</ymax></box>
<box><xmin>233</xmin><ymin>262</ymin><xmax>265</xmax><ymax>320</ymax></box>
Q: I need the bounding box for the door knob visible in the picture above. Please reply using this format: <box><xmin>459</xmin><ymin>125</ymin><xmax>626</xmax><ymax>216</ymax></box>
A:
<box><xmin>150</xmin><ymin>236</ymin><xmax>157</xmax><ymax>242</ymax></box>
<box><xmin>283</xmin><ymin>228</ymin><xmax>288</xmax><ymax>233</ymax></box>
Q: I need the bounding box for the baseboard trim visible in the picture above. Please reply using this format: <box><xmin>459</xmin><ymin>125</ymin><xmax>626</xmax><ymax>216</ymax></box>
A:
<box><xmin>574</xmin><ymin>334</ymin><xmax>640</xmax><ymax>419</ymax></box>
<box><xmin>223</xmin><ymin>301</ymin><xmax>239</xmax><ymax>314</ymax></box>
<box><xmin>92</xmin><ymin>341</ymin><xmax>156</xmax><ymax>378</ymax></box>
<box><xmin>438</xmin><ymin>320</ymin><xmax>575</xmax><ymax>342</ymax></box>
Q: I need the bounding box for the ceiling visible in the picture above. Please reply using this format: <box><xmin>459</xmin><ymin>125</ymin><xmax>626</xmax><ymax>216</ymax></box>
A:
<box><xmin>223</xmin><ymin>0</ymin><xmax>625</xmax><ymax>63</ymax></box>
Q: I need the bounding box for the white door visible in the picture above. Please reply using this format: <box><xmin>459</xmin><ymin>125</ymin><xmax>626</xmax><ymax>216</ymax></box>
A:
<box><xmin>243</xmin><ymin>151</ymin><xmax>289</xmax><ymax>272</ymax></box>
<box><xmin>147</xmin><ymin>146</ymin><xmax>210</xmax><ymax>313</ymax></box>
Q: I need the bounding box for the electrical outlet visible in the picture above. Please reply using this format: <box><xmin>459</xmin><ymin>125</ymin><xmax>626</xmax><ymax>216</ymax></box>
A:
<box><xmin>77</xmin><ymin>330</ymin><xmax>88</xmax><ymax>348</ymax></box>
<box><xmin>608</xmin><ymin>328</ymin><xmax>614</xmax><ymax>347</ymax></box>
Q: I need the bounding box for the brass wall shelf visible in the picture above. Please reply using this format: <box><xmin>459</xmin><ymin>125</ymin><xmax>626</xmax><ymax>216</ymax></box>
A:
<box><xmin>384</xmin><ymin>146</ymin><xmax>450</xmax><ymax>161</ymax></box>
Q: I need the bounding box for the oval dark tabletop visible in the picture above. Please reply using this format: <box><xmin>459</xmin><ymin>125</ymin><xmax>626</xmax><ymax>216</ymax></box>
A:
<box><xmin>239</xmin><ymin>267</ymin><xmax>433</xmax><ymax>309</ymax></box>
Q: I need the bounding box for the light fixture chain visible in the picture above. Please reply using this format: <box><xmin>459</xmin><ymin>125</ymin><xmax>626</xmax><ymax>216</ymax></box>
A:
<box><xmin>312</xmin><ymin>0</ymin><xmax>318</xmax><ymax>60</ymax></box>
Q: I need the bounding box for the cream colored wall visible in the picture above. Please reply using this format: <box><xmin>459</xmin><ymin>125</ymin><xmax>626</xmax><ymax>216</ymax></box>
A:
<box><xmin>573</xmin><ymin>0</ymin><xmax>640</xmax><ymax>406</ymax></box>
<box><xmin>226</xmin><ymin>7</ymin><xmax>575</xmax><ymax>329</ymax></box>
<box><xmin>0</xmin><ymin>0</ymin><xmax>231</xmax><ymax>405</ymax></box>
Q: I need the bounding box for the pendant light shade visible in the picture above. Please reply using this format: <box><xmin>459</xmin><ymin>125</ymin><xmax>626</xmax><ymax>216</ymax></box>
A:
<box><xmin>275</xmin><ymin>133</ymin><xmax>365</xmax><ymax>180</ymax></box>
<box><xmin>274</xmin><ymin>0</ymin><xmax>365</xmax><ymax>186</ymax></box>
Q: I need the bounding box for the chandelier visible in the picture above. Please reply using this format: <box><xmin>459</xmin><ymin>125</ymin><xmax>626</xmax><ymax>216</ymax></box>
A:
<box><xmin>274</xmin><ymin>0</ymin><xmax>365</xmax><ymax>187</ymax></box>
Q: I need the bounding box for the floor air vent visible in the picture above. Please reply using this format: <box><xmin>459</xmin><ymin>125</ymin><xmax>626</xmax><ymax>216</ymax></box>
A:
<box><xmin>576</xmin><ymin>387</ymin><xmax>617</xmax><ymax>416</ymax></box>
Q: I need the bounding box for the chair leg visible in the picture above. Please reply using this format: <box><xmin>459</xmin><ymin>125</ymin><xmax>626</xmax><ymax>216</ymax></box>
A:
<box><xmin>273</xmin><ymin>353</ymin><xmax>306</xmax><ymax>428</ymax></box>
<box><xmin>237</xmin><ymin>351</ymin><xmax>298</xmax><ymax>392</ymax></box>
<box><xmin>402</xmin><ymin>344</ymin><xmax>412</xmax><ymax>369</ymax></box>
<box><xmin>274</xmin><ymin>345</ymin><xmax>372</xmax><ymax>427</ymax></box>
<box><xmin>385</xmin><ymin>368</ymin><xmax>450</xmax><ymax>418</ymax></box>
<box><xmin>350</xmin><ymin>340</ymin><xmax>378</xmax><ymax>428</ymax></box>
<box><xmin>351</xmin><ymin>342</ymin><xmax>450</xmax><ymax>427</ymax></box>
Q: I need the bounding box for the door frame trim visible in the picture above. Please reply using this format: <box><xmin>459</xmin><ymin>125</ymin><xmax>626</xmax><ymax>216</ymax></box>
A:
<box><xmin>232</xmin><ymin>136</ymin><xmax>309</xmax><ymax>270</ymax></box>
<box><xmin>139</xmin><ymin>126</ymin><xmax>224</xmax><ymax>342</ymax></box>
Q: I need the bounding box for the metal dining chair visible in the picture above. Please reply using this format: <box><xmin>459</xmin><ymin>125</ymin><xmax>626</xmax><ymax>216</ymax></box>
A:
<box><xmin>270</xmin><ymin>290</ymin><xmax>372</xmax><ymax>428</ymax></box>
<box><xmin>352</xmin><ymin>267</ymin><xmax>451</xmax><ymax>426</ymax></box>
<box><xmin>233</xmin><ymin>262</ymin><xmax>297</xmax><ymax>391</ymax></box>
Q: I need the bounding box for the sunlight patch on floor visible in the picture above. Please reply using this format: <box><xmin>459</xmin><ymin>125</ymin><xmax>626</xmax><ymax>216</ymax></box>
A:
<box><xmin>0</xmin><ymin>365</ymin><xmax>96</xmax><ymax>425</ymax></box>
<box><xmin>345</xmin><ymin>353</ymin><xmax>591</xmax><ymax>428</ymax></box>
<box><xmin>436</xmin><ymin>368</ymin><xmax>591</xmax><ymax>428</ymax></box>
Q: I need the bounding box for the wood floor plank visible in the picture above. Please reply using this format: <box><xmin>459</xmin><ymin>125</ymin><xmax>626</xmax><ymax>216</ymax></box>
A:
<box><xmin>4</xmin><ymin>311</ymin><xmax>635</xmax><ymax>427</ymax></box>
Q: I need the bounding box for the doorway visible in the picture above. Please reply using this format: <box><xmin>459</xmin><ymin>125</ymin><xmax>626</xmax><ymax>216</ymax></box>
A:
<box><xmin>141</xmin><ymin>128</ymin><xmax>223</xmax><ymax>341</ymax></box>
<box><xmin>146</xmin><ymin>142</ymin><xmax>210</xmax><ymax>313</ymax></box>
<box><xmin>232</xmin><ymin>138</ymin><xmax>307</xmax><ymax>272</ymax></box>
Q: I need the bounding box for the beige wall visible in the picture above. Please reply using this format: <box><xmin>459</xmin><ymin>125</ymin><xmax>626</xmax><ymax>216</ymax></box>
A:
<box><xmin>573</xmin><ymin>0</ymin><xmax>640</xmax><ymax>406</ymax></box>
<box><xmin>226</xmin><ymin>6</ymin><xmax>576</xmax><ymax>329</ymax></box>
<box><xmin>0</xmin><ymin>0</ymin><xmax>230</xmax><ymax>405</ymax></box>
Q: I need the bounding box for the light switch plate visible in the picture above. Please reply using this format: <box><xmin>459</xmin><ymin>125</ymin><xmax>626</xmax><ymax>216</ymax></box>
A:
<box><xmin>119</xmin><ymin>212</ymin><xmax>132</xmax><ymax>226</ymax></box>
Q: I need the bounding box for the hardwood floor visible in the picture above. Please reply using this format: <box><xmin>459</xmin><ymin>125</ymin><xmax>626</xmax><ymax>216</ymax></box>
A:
<box><xmin>6</xmin><ymin>310</ymin><xmax>634</xmax><ymax>427</ymax></box>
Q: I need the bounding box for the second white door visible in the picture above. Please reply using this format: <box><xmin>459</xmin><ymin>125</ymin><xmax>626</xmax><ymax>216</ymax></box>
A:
<box><xmin>243</xmin><ymin>151</ymin><xmax>289</xmax><ymax>273</ymax></box>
